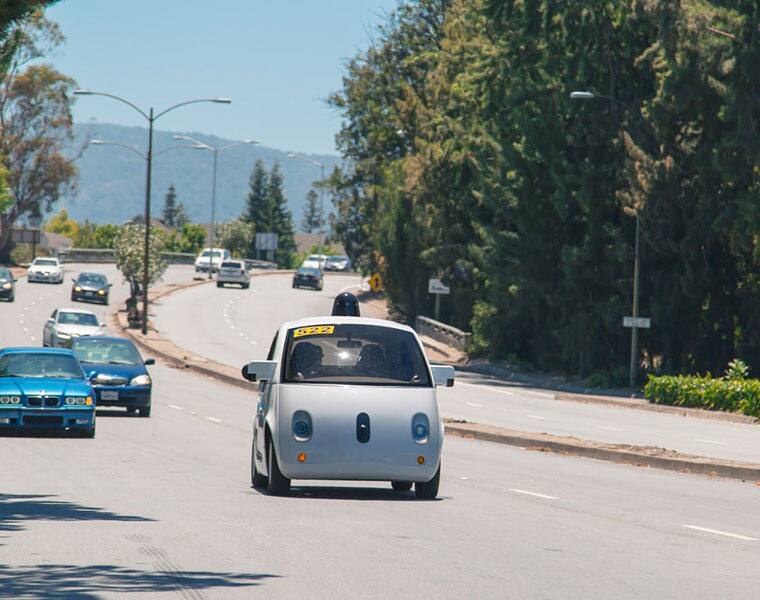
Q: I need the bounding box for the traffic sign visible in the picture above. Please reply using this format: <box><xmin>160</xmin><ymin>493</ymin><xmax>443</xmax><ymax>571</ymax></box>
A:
<box><xmin>428</xmin><ymin>278</ymin><xmax>450</xmax><ymax>295</ymax></box>
<box><xmin>623</xmin><ymin>316</ymin><xmax>651</xmax><ymax>329</ymax></box>
<box><xmin>368</xmin><ymin>273</ymin><xmax>383</xmax><ymax>292</ymax></box>
<box><xmin>255</xmin><ymin>232</ymin><xmax>278</xmax><ymax>251</ymax></box>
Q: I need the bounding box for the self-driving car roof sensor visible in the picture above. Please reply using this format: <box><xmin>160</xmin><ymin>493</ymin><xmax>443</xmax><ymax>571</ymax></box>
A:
<box><xmin>331</xmin><ymin>292</ymin><xmax>360</xmax><ymax>317</ymax></box>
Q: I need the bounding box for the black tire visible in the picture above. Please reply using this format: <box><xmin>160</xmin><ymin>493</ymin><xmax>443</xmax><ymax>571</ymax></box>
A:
<box><xmin>80</xmin><ymin>426</ymin><xmax>96</xmax><ymax>439</ymax></box>
<box><xmin>251</xmin><ymin>437</ymin><xmax>267</xmax><ymax>488</ymax></box>
<box><xmin>216</xmin><ymin>282</ymin><xmax>223</xmax><ymax>288</ymax></box>
<box><xmin>138</xmin><ymin>405</ymin><xmax>151</xmax><ymax>418</ymax></box>
<box><xmin>243</xmin><ymin>283</ymin><xmax>249</xmax><ymax>289</ymax></box>
<box><xmin>8</xmin><ymin>294</ymin><xmax>14</xmax><ymax>302</ymax></box>
<box><xmin>126</xmin><ymin>407</ymin><xmax>137</xmax><ymax>414</ymax></box>
<box><xmin>266</xmin><ymin>439</ymin><xmax>290</xmax><ymax>495</ymax></box>
<box><xmin>415</xmin><ymin>465</ymin><xmax>440</xmax><ymax>499</ymax></box>
<box><xmin>391</xmin><ymin>481</ymin><xmax>413</xmax><ymax>491</ymax></box>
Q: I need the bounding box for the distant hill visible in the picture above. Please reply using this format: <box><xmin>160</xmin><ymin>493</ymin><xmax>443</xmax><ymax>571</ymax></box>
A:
<box><xmin>59</xmin><ymin>123</ymin><xmax>340</xmax><ymax>228</ymax></box>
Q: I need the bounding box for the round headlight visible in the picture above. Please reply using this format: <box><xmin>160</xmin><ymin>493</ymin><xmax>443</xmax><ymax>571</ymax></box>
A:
<box><xmin>0</xmin><ymin>396</ymin><xmax>9</xmax><ymax>404</ymax></box>
<box><xmin>97</xmin><ymin>289</ymin><xmax>106</xmax><ymax>295</ymax></box>
<box><xmin>294</xmin><ymin>420</ymin><xmax>310</xmax><ymax>437</ymax></box>
<box><xmin>129</xmin><ymin>374</ymin><xmax>151</xmax><ymax>386</ymax></box>
<box><xmin>2</xmin><ymin>282</ymin><xmax>11</xmax><ymax>289</ymax></box>
<box><xmin>413</xmin><ymin>423</ymin><xmax>428</xmax><ymax>439</ymax></box>
<box><xmin>74</xmin><ymin>286</ymin><xmax>82</xmax><ymax>292</ymax></box>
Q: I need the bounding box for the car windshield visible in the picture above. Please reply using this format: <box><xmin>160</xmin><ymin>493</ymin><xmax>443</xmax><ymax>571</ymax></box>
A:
<box><xmin>58</xmin><ymin>312</ymin><xmax>99</xmax><ymax>326</ymax></box>
<box><xmin>0</xmin><ymin>352</ymin><xmax>83</xmax><ymax>379</ymax></box>
<box><xmin>73</xmin><ymin>339</ymin><xmax>142</xmax><ymax>365</ymax></box>
<box><xmin>282</xmin><ymin>324</ymin><xmax>430</xmax><ymax>386</ymax></box>
<box><xmin>201</xmin><ymin>251</ymin><xmax>222</xmax><ymax>258</ymax></box>
<box><xmin>0</xmin><ymin>269</ymin><xmax>11</xmax><ymax>281</ymax></box>
<box><xmin>326</xmin><ymin>256</ymin><xmax>345</xmax><ymax>263</ymax></box>
<box><xmin>78</xmin><ymin>273</ymin><xmax>107</xmax><ymax>285</ymax></box>
<box><xmin>34</xmin><ymin>259</ymin><xmax>57</xmax><ymax>266</ymax></box>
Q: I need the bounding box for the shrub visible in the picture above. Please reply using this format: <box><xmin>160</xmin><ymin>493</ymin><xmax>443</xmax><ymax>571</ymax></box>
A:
<box><xmin>644</xmin><ymin>374</ymin><xmax>760</xmax><ymax>418</ymax></box>
<box><xmin>10</xmin><ymin>243</ymin><xmax>33</xmax><ymax>265</ymax></box>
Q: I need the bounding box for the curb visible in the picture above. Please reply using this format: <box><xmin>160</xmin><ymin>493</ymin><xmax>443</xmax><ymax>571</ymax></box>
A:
<box><xmin>444</xmin><ymin>419</ymin><xmax>760</xmax><ymax>482</ymax></box>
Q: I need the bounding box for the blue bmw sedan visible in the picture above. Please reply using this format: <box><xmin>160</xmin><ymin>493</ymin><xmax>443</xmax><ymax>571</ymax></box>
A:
<box><xmin>71</xmin><ymin>336</ymin><xmax>154</xmax><ymax>417</ymax></box>
<box><xmin>0</xmin><ymin>347</ymin><xmax>96</xmax><ymax>437</ymax></box>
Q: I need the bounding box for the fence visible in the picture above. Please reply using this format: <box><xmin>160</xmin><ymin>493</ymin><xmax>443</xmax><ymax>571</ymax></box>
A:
<box><xmin>415</xmin><ymin>315</ymin><xmax>472</xmax><ymax>353</ymax></box>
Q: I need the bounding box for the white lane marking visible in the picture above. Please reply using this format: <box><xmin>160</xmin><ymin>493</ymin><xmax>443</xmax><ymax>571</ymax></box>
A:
<box><xmin>509</xmin><ymin>488</ymin><xmax>559</xmax><ymax>500</ymax></box>
<box><xmin>457</xmin><ymin>381</ymin><xmax>516</xmax><ymax>396</ymax></box>
<box><xmin>30</xmin><ymin>336</ymin><xmax>37</xmax><ymax>341</ymax></box>
<box><xmin>205</xmin><ymin>417</ymin><xmax>222</xmax><ymax>423</ymax></box>
<box><xmin>694</xmin><ymin>438</ymin><xmax>727</xmax><ymax>446</ymax></box>
<box><xmin>168</xmin><ymin>405</ymin><xmax>183</xmax><ymax>411</ymax></box>
<box><xmin>22</xmin><ymin>328</ymin><xmax>28</xmax><ymax>333</ymax></box>
<box><xmin>526</xmin><ymin>414</ymin><xmax>547</xmax><ymax>420</ymax></box>
<box><xmin>189</xmin><ymin>411</ymin><xmax>197</xmax><ymax>415</ymax></box>
<box><xmin>597</xmin><ymin>425</ymin><xmax>624</xmax><ymax>432</ymax></box>
<box><xmin>466</xmin><ymin>402</ymin><xmax>484</xmax><ymax>408</ymax></box>
<box><xmin>458</xmin><ymin>476</ymin><xmax>469</xmax><ymax>480</ymax></box>
<box><xmin>683</xmin><ymin>525</ymin><xmax>757</xmax><ymax>541</ymax></box>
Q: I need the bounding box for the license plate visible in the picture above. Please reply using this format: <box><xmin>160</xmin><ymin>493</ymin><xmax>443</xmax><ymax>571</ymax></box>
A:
<box><xmin>101</xmin><ymin>390</ymin><xmax>119</xmax><ymax>400</ymax></box>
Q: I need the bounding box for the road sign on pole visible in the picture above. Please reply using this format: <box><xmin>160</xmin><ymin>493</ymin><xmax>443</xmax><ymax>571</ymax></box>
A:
<box><xmin>428</xmin><ymin>278</ymin><xmax>450</xmax><ymax>295</ymax></box>
<box><xmin>623</xmin><ymin>316</ymin><xmax>651</xmax><ymax>329</ymax></box>
<box><xmin>368</xmin><ymin>273</ymin><xmax>383</xmax><ymax>293</ymax></box>
<box><xmin>255</xmin><ymin>232</ymin><xmax>278</xmax><ymax>251</ymax></box>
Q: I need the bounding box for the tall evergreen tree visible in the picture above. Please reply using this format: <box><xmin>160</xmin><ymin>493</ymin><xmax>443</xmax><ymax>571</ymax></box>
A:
<box><xmin>242</xmin><ymin>159</ymin><xmax>269</xmax><ymax>225</ymax></box>
<box><xmin>267</xmin><ymin>162</ymin><xmax>297</xmax><ymax>267</ymax></box>
<box><xmin>301</xmin><ymin>189</ymin><xmax>323</xmax><ymax>233</ymax></box>
<box><xmin>162</xmin><ymin>184</ymin><xmax>179</xmax><ymax>227</ymax></box>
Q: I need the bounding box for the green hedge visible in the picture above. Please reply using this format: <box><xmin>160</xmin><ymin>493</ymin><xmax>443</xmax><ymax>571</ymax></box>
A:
<box><xmin>644</xmin><ymin>375</ymin><xmax>760</xmax><ymax>418</ymax></box>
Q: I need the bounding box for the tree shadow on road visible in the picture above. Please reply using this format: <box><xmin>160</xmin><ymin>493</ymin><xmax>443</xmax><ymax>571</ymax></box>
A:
<box><xmin>0</xmin><ymin>493</ymin><xmax>153</xmax><ymax>536</ymax></box>
<box><xmin>0</xmin><ymin>564</ymin><xmax>277</xmax><ymax>599</ymax></box>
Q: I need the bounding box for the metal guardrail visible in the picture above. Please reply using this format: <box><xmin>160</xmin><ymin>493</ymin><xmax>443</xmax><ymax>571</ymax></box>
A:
<box><xmin>415</xmin><ymin>315</ymin><xmax>472</xmax><ymax>353</ymax></box>
<box><xmin>58</xmin><ymin>248</ymin><xmax>200</xmax><ymax>265</ymax></box>
<box><xmin>244</xmin><ymin>259</ymin><xmax>278</xmax><ymax>270</ymax></box>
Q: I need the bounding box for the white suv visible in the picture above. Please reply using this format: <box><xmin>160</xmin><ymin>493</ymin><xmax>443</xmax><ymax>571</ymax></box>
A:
<box><xmin>27</xmin><ymin>257</ymin><xmax>64</xmax><ymax>284</ymax></box>
<box><xmin>194</xmin><ymin>248</ymin><xmax>230</xmax><ymax>273</ymax></box>
<box><xmin>217</xmin><ymin>260</ymin><xmax>250</xmax><ymax>289</ymax></box>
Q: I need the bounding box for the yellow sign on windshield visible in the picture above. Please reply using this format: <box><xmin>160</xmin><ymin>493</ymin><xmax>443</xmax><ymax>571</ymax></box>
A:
<box><xmin>293</xmin><ymin>325</ymin><xmax>335</xmax><ymax>338</ymax></box>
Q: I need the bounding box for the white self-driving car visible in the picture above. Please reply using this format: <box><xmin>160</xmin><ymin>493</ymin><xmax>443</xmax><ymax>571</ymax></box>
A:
<box><xmin>242</xmin><ymin>317</ymin><xmax>455</xmax><ymax>498</ymax></box>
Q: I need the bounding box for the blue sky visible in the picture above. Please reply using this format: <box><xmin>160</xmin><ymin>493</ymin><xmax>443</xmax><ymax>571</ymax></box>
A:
<box><xmin>46</xmin><ymin>0</ymin><xmax>398</xmax><ymax>156</ymax></box>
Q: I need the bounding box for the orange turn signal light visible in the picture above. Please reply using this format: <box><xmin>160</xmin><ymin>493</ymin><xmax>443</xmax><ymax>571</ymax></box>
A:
<box><xmin>85</xmin><ymin>397</ymin><xmax>93</xmax><ymax>406</ymax></box>
<box><xmin>297</xmin><ymin>452</ymin><xmax>307</xmax><ymax>463</ymax></box>
<box><xmin>417</xmin><ymin>455</ymin><xmax>425</xmax><ymax>465</ymax></box>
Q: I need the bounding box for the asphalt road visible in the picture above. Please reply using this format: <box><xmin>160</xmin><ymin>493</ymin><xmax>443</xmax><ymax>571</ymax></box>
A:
<box><xmin>155</xmin><ymin>273</ymin><xmax>760</xmax><ymax>464</ymax></box>
<box><xmin>1</xmin><ymin>265</ymin><xmax>759</xmax><ymax>599</ymax></box>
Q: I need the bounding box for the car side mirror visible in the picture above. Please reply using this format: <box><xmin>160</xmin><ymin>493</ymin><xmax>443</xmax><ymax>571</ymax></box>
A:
<box><xmin>430</xmin><ymin>365</ymin><xmax>455</xmax><ymax>387</ymax></box>
<box><xmin>241</xmin><ymin>360</ymin><xmax>277</xmax><ymax>383</ymax></box>
<box><xmin>109</xmin><ymin>283</ymin><xmax>113</xmax><ymax>287</ymax></box>
<box><xmin>144</xmin><ymin>358</ymin><xmax>156</xmax><ymax>366</ymax></box>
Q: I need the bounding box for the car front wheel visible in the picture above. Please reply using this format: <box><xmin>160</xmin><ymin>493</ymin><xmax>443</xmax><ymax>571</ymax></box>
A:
<box><xmin>415</xmin><ymin>465</ymin><xmax>440</xmax><ymax>499</ymax></box>
<box><xmin>138</xmin><ymin>405</ymin><xmax>151</xmax><ymax>418</ymax></box>
<box><xmin>251</xmin><ymin>438</ymin><xmax>267</xmax><ymax>488</ymax></box>
<box><xmin>266</xmin><ymin>440</ymin><xmax>290</xmax><ymax>495</ymax></box>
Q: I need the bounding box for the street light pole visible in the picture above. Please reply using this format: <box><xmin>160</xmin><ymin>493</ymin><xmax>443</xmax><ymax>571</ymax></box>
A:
<box><xmin>173</xmin><ymin>136</ymin><xmax>259</xmax><ymax>277</ymax></box>
<box><xmin>570</xmin><ymin>89</ymin><xmax>644</xmax><ymax>387</ymax></box>
<box><xmin>75</xmin><ymin>89</ymin><xmax>230</xmax><ymax>334</ymax></box>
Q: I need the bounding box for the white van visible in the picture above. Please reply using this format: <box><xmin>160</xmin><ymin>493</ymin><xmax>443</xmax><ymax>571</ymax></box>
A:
<box><xmin>194</xmin><ymin>248</ymin><xmax>231</xmax><ymax>273</ymax></box>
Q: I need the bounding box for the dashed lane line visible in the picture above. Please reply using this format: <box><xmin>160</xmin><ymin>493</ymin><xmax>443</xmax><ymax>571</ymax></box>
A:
<box><xmin>509</xmin><ymin>488</ymin><xmax>559</xmax><ymax>500</ymax></box>
<box><xmin>525</xmin><ymin>414</ymin><xmax>547</xmax><ymax>420</ymax></box>
<box><xmin>694</xmin><ymin>438</ymin><xmax>727</xmax><ymax>446</ymax></box>
<box><xmin>683</xmin><ymin>525</ymin><xmax>757</xmax><ymax>542</ymax></box>
<box><xmin>597</xmin><ymin>425</ymin><xmax>624</xmax><ymax>432</ymax></box>
<box><xmin>205</xmin><ymin>417</ymin><xmax>222</xmax><ymax>424</ymax></box>
<box><xmin>466</xmin><ymin>402</ymin><xmax>484</xmax><ymax>408</ymax></box>
<box><xmin>168</xmin><ymin>405</ymin><xmax>183</xmax><ymax>411</ymax></box>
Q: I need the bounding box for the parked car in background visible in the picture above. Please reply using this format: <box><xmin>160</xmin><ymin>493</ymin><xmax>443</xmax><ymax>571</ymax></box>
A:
<box><xmin>324</xmin><ymin>255</ymin><xmax>351</xmax><ymax>272</ymax></box>
<box><xmin>0</xmin><ymin>347</ymin><xmax>96</xmax><ymax>437</ymax></box>
<box><xmin>292</xmin><ymin>266</ymin><xmax>324</xmax><ymax>291</ymax></box>
<box><xmin>43</xmin><ymin>308</ymin><xmax>106</xmax><ymax>348</ymax></box>
<box><xmin>72</xmin><ymin>336</ymin><xmax>154</xmax><ymax>417</ymax></box>
<box><xmin>0</xmin><ymin>268</ymin><xmax>16</xmax><ymax>302</ymax></box>
<box><xmin>71</xmin><ymin>272</ymin><xmax>111</xmax><ymax>305</ymax></box>
<box><xmin>302</xmin><ymin>254</ymin><xmax>328</xmax><ymax>270</ymax></box>
<box><xmin>27</xmin><ymin>257</ymin><xmax>64</xmax><ymax>284</ymax></box>
<box><xmin>217</xmin><ymin>260</ymin><xmax>250</xmax><ymax>289</ymax></box>
<box><xmin>194</xmin><ymin>247</ymin><xmax>231</xmax><ymax>274</ymax></box>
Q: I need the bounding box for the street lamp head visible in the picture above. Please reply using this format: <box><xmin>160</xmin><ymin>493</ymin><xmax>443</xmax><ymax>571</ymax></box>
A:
<box><xmin>570</xmin><ymin>91</ymin><xmax>595</xmax><ymax>100</ymax></box>
<box><xmin>173</xmin><ymin>135</ymin><xmax>190</xmax><ymax>141</ymax></box>
<box><xmin>244</xmin><ymin>139</ymin><xmax>261</xmax><ymax>145</ymax></box>
<box><xmin>89</xmin><ymin>139</ymin><xmax>105</xmax><ymax>145</ymax></box>
<box><xmin>212</xmin><ymin>97</ymin><xmax>232</xmax><ymax>104</ymax></box>
<box><xmin>287</xmin><ymin>153</ymin><xmax>298</xmax><ymax>158</ymax></box>
<box><xmin>73</xmin><ymin>89</ymin><xmax>93</xmax><ymax>95</ymax></box>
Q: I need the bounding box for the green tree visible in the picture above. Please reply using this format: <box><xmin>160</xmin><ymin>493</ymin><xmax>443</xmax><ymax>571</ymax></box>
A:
<box><xmin>162</xmin><ymin>184</ymin><xmax>190</xmax><ymax>228</ymax></box>
<box><xmin>0</xmin><ymin>13</ymin><xmax>77</xmax><ymax>257</ymax></box>
<box><xmin>114</xmin><ymin>223</ymin><xmax>167</xmax><ymax>305</ymax></box>
<box><xmin>73</xmin><ymin>219</ymin><xmax>97</xmax><ymax>247</ymax></box>
<box><xmin>93</xmin><ymin>223</ymin><xmax>120</xmax><ymax>249</ymax></box>
<box><xmin>163</xmin><ymin>223</ymin><xmax>206</xmax><ymax>254</ymax></box>
<box><xmin>216</xmin><ymin>218</ymin><xmax>254</xmax><ymax>258</ymax></box>
<box><xmin>267</xmin><ymin>162</ymin><xmax>297</xmax><ymax>267</ymax></box>
<box><xmin>301</xmin><ymin>189</ymin><xmax>323</xmax><ymax>233</ymax></box>
<box><xmin>44</xmin><ymin>208</ymin><xmax>78</xmax><ymax>239</ymax></box>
